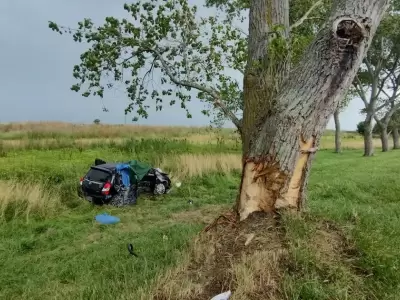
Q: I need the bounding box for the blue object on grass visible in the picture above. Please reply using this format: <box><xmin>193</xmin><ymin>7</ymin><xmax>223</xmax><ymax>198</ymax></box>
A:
<box><xmin>95</xmin><ymin>213</ymin><xmax>120</xmax><ymax>224</ymax></box>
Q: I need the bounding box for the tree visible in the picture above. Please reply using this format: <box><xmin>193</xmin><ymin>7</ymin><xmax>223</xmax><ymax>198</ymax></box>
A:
<box><xmin>49</xmin><ymin>0</ymin><xmax>390</xmax><ymax>220</ymax></box>
<box><xmin>375</xmin><ymin>87</ymin><xmax>400</xmax><ymax>152</ymax></box>
<box><xmin>374</xmin><ymin>108</ymin><xmax>400</xmax><ymax>148</ymax></box>
<box><xmin>206</xmin><ymin>0</ymin><xmax>331</xmax><ymax>129</ymax></box>
<box><xmin>333</xmin><ymin>109</ymin><xmax>341</xmax><ymax>152</ymax></box>
<box><xmin>93</xmin><ymin>118</ymin><xmax>101</xmax><ymax>125</ymax></box>
<box><xmin>393</xmin><ymin>126</ymin><xmax>400</xmax><ymax>148</ymax></box>
<box><xmin>391</xmin><ymin>109</ymin><xmax>400</xmax><ymax>148</ymax></box>
<box><xmin>372</xmin><ymin>13</ymin><xmax>400</xmax><ymax>152</ymax></box>
<box><xmin>333</xmin><ymin>92</ymin><xmax>353</xmax><ymax>153</ymax></box>
<box><xmin>353</xmin><ymin>11</ymin><xmax>400</xmax><ymax>155</ymax></box>
<box><xmin>50</xmin><ymin>2</ymin><xmax>246</xmax><ymax>132</ymax></box>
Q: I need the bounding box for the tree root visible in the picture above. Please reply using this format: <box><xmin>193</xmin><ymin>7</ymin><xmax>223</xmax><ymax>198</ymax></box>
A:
<box><xmin>203</xmin><ymin>210</ymin><xmax>238</xmax><ymax>232</ymax></box>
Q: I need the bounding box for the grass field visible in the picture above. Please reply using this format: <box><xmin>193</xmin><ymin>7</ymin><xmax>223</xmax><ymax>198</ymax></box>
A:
<box><xmin>0</xmin><ymin>122</ymin><xmax>399</xmax><ymax>299</ymax></box>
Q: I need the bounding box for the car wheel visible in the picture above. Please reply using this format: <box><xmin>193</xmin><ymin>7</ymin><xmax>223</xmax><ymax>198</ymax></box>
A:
<box><xmin>153</xmin><ymin>183</ymin><xmax>166</xmax><ymax>195</ymax></box>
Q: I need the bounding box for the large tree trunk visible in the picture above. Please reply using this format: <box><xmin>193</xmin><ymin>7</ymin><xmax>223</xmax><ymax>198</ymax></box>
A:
<box><xmin>241</xmin><ymin>0</ymin><xmax>290</xmax><ymax>153</ymax></box>
<box><xmin>380</xmin><ymin>125</ymin><xmax>390</xmax><ymax>152</ymax></box>
<box><xmin>238</xmin><ymin>0</ymin><xmax>389</xmax><ymax>220</ymax></box>
<box><xmin>392</xmin><ymin>127</ymin><xmax>400</xmax><ymax>149</ymax></box>
<box><xmin>363</xmin><ymin>115</ymin><xmax>374</xmax><ymax>156</ymax></box>
<box><xmin>333</xmin><ymin>109</ymin><xmax>341</xmax><ymax>153</ymax></box>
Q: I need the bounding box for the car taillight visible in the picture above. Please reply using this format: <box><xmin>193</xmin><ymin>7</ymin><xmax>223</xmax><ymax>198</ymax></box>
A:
<box><xmin>102</xmin><ymin>182</ymin><xmax>112</xmax><ymax>195</ymax></box>
<box><xmin>80</xmin><ymin>177</ymin><xmax>84</xmax><ymax>185</ymax></box>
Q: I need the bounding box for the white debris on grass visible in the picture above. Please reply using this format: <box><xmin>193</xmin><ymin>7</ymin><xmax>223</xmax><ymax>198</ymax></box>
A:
<box><xmin>210</xmin><ymin>290</ymin><xmax>231</xmax><ymax>300</ymax></box>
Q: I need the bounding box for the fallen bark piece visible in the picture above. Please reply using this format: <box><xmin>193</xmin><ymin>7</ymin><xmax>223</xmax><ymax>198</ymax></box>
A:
<box><xmin>244</xmin><ymin>233</ymin><xmax>255</xmax><ymax>246</ymax></box>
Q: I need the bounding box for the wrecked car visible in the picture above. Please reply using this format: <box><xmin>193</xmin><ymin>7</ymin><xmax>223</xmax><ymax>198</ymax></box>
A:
<box><xmin>78</xmin><ymin>158</ymin><xmax>171</xmax><ymax>206</ymax></box>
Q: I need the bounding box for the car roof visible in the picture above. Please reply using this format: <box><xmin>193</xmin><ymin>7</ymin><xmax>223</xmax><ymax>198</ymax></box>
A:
<box><xmin>91</xmin><ymin>163</ymin><xmax>119</xmax><ymax>172</ymax></box>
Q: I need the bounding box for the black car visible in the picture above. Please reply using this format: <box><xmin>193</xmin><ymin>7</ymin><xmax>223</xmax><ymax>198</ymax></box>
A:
<box><xmin>78</xmin><ymin>160</ymin><xmax>171</xmax><ymax>206</ymax></box>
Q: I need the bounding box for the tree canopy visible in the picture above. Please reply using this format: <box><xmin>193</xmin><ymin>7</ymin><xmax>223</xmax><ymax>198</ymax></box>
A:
<box><xmin>49</xmin><ymin>0</ymin><xmax>250</xmax><ymax>129</ymax></box>
<box><xmin>353</xmin><ymin>9</ymin><xmax>400</xmax><ymax>121</ymax></box>
<box><xmin>48</xmin><ymin>0</ymin><xmax>331</xmax><ymax>130</ymax></box>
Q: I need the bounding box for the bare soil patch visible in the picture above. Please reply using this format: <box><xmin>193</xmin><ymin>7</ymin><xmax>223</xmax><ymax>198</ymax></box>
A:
<box><xmin>152</xmin><ymin>212</ymin><xmax>366</xmax><ymax>300</ymax></box>
<box><xmin>153</xmin><ymin>211</ymin><xmax>287</xmax><ymax>300</ymax></box>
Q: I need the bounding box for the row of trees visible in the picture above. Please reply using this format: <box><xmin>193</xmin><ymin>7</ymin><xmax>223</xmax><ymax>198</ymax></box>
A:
<box><xmin>49</xmin><ymin>0</ymin><xmax>391</xmax><ymax>218</ymax></box>
<box><xmin>355</xmin><ymin>108</ymin><xmax>400</xmax><ymax>151</ymax></box>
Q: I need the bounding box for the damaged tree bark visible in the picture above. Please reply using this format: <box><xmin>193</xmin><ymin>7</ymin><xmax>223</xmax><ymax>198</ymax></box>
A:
<box><xmin>238</xmin><ymin>0</ymin><xmax>390</xmax><ymax>220</ymax></box>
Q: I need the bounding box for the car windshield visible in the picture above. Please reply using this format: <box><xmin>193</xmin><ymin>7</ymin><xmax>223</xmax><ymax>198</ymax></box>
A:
<box><xmin>86</xmin><ymin>168</ymin><xmax>111</xmax><ymax>183</ymax></box>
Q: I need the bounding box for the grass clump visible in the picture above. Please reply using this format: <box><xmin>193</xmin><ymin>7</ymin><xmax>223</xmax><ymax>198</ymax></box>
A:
<box><xmin>0</xmin><ymin>181</ymin><xmax>62</xmax><ymax>222</ymax></box>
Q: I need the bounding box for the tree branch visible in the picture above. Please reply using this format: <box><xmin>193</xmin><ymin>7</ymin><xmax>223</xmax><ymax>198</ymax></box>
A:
<box><xmin>374</xmin><ymin>56</ymin><xmax>399</xmax><ymax>99</ymax></box>
<box><xmin>374</xmin><ymin>113</ymin><xmax>383</xmax><ymax>127</ymax></box>
<box><xmin>234</xmin><ymin>25</ymin><xmax>248</xmax><ymax>37</ymax></box>
<box><xmin>363</xmin><ymin>58</ymin><xmax>380</xmax><ymax>104</ymax></box>
<box><xmin>364</xmin><ymin>58</ymin><xmax>375</xmax><ymax>78</ymax></box>
<box><xmin>353</xmin><ymin>76</ymin><xmax>369</xmax><ymax>107</ymax></box>
<box><xmin>376</xmin><ymin>102</ymin><xmax>388</xmax><ymax>112</ymax></box>
<box><xmin>377</xmin><ymin>101</ymin><xmax>400</xmax><ymax>127</ymax></box>
<box><xmin>151</xmin><ymin>48</ymin><xmax>242</xmax><ymax>132</ymax></box>
<box><xmin>290</xmin><ymin>0</ymin><xmax>323</xmax><ymax>31</ymax></box>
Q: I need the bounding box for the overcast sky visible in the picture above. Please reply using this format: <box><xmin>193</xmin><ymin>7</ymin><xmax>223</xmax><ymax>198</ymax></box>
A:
<box><xmin>0</xmin><ymin>0</ymin><xmax>365</xmax><ymax>130</ymax></box>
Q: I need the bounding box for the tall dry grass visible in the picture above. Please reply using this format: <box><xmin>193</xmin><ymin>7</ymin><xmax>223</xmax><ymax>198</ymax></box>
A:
<box><xmin>0</xmin><ymin>181</ymin><xmax>62</xmax><ymax>222</ymax></box>
<box><xmin>161</xmin><ymin>154</ymin><xmax>242</xmax><ymax>181</ymax></box>
<box><xmin>0</xmin><ymin>121</ymin><xmax>224</xmax><ymax>139</ymax></box>
<box><xmin>0</xmin><ymin>138</ymin><xmax>126</xmax><ymax>151</ymax></box>
<box><xmin>0</xmin><ymin>134</ymin><xmax>238</xmax><ymax>151</ymax></box>
<box><xmin>0</xmin><ymin>121</ymin><xmax>380</xmax><ymax>152</ymax></box>
<box><xmin>0</xmin><ymin>135</ymin><xmax>383</xmax><ymax>152</ymax></box>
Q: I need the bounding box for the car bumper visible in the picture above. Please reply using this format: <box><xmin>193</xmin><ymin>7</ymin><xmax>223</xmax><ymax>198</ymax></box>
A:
<box><xmin>78</xmin><ymin>186</ymin><xmax>111</xmax><ymax>204</ymax></box>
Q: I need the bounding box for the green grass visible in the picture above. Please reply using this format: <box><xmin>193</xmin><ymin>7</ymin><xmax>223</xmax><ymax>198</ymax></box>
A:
<box><xmin>0</xmin><ymin>142</ymin><xmax>400</xmax><ymax>299</ymax></box>
<box><xmin>0</xmin><ymin>172</ymin><xmax>239</xmax><ymax>299</ymax></box>
<box><xmin>283</xmin><ymin>150</ymin><xmax>400</xmax><ymax>299</ymax></box>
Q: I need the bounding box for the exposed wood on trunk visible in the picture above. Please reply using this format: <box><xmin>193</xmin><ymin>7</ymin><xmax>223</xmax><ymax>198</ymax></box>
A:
<box><xmin>238</xmin><ymin>0</ymin><xmax>390</xmax><ymax>220</ymax></box>
<box><xmin>333</xmin><ymin>109</ymin><xmax>341</xmax><ymax>153</ymax></box>
<box><xmin>238</xmin><ymin>161</ymin><xmax>286</xmax><ymax>219</ymax></box>
<box><xmin>276</xmin><ymin>136</ymin><xmax>315</xmax><ymax>209</ymax></box>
